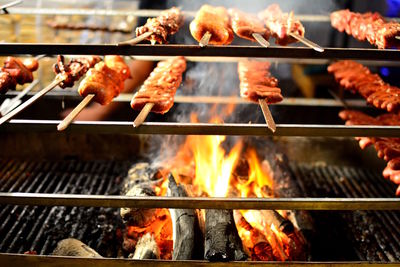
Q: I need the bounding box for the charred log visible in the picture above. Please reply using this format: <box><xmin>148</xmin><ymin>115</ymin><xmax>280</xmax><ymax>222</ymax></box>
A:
<box><xmin>260</xmin><ymin>210</ymin><xmax>294</xmax><ymax>236</ymax></box>
<box><xmin>120</xmin><ymin>162</ymin><xmax>163</xmax><ymax>227</ymax></box>
<box><xmin>167</xmin><ymin>174</ymin><xmax>203</xmax><ymax>260</ymax></box>
<box><xmin>233</xmin><ymin>211</ymin><xmax>274</xmax><ymax>261</ymax></box>
<box><xmin>204</xmin><ymin>209</ymin><xmax>247</xmax><ymax>262</ymax></box>
<box><xmin>130</xmin><ymin>233</ymin><xmax>160</xmax><ymax>259</ymax></box>
<box><xmin>52</xmin><ymin>238</ymin><xmax>102</xmax><ymax>258</ymax></box>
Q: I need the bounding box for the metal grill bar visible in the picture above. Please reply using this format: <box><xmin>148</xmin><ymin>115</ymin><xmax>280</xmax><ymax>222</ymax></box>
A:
<box><xmin>0</xmin><ymin>44</ymin><xmax>398</xmax><ymax>61</ymax></box>
<box><xmin>2</xmin><ymin>120</ymin><xmax>400</xmax><ymax>138</ymax></box>
<box><xmin>0</xmin><ymin>193</ymin><xmax>398</xmax><ymax>210</ymax></box>
<box><xmin>1</xmin><ymin>253</ymin><xmax>400</xmax><ymax>266</ymax></box>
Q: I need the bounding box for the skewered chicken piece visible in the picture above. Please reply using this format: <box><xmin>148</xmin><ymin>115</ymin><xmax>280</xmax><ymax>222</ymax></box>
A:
<box><xmin>53</xmin><ymin>55</ymin><xmax>101</xmax><ymax>89</ymax></box>
<box><xmin>190</xmin><ymin>5</ymin><xmax>234</xmax><ymax>45</ymax></box>
<box><xmin>258</xmin><ymin>4</ymin><xmax>305</xmax><ymax>46</ymax></box>
<box><xmin>228</xmin><ymin>8</ymin><xmax>270</xmax><ymax>43</ymax></box>
<box><xmin>329</xmin><ymin>60</ymin><xmax>400</xmax><ymax>113</ymax></box>
<box><xmin>131</xmin><ymin>56</ymin><xmax>186</xmax><ymax>114</ymax></box>
<box><xmin>238</xmin><ymin>60</ymin><xmax>283</xmax><ymax>104</ymax></box>
<box><xmin>135</xmin><ymin>7</ymin><xmax>184</xmax><ymax>45</ymax></box>
<box><xmin>0</xmin><ymin>57</ymin><xmax>39</xmax><ymax>93</ymax></box>
<box><xmin>331</xmin><ymin>9</ymin><xmax>400</xmax><ymax>49</ymax></box>
<box><xmin>78</xmin><ymin>55</ymin><xmax>130</xmax><ymax>105</ymax></box>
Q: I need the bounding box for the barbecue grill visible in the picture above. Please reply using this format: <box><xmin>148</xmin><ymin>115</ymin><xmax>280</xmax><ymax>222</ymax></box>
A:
<box><xmin>0</xmin><ymin>2</ymin><xmax>400</xmax><ymax>266</ymax></box>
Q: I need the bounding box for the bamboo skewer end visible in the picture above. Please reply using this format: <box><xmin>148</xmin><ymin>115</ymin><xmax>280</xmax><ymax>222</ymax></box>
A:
<box><xmin>133</xmin><ymin>102</ymin><xmax>155</xmax><ymax>128</ymax></box>
<box><xmin>289</xmin><ymin>32</ymin><xmax>324</xmax><ymax>52</ymax></box>
<box><xmin>258</xmin><ymin>99</ymin><xmax>276</xmax><ymax>133</ymax></box>
<box><xmin>57</xmin><ymin>94</ymin><xmax>95</xmax><ymax>131</ymax></box>
<box><xmin>252</xmin><ymin>33</ymin><xmax>270</xmax><ymax>48</ymax></box>
<box><xmin>117</xmin><ymin>31</ymin><xmax>153</xmax><ymax>46</ymax></box>
<box><xmin>199</xmin><ymin>31</ymin><xmax>212</xmax><ymax>47</ymax></box>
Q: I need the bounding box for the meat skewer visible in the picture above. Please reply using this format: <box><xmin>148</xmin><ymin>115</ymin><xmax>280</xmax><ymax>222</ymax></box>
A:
<box><xmin>47</xmin><ymin>20</ymin><xmax>131</xmax><ymax>34</ymax></box>
<box><xmin>228</xmin><ymin>8</ymin><xmax>270</xmax><ymax>48</ymax></box>
<box><xmin>190</xmin><ymin>5</ymin><xmax>234</xmax><ymax>47</ymax></box>
<box><xmin>0</xmin><ymin>55</ymin><xmax>100</xmax><ymax>126</ymax></box>
<box><xmin>238</xmin><ymin>60</ymin><xmax>283</xmax><ymax>132</ymax></box>
<box><xmin>339</xmin><ymin>109</ymin><xmax>400</xmax><ymax>195</ymax></box>
<box><xmin>131</xmin><ymin>56</ymin><xmax>186</xmax><ymax>127</ymax></box>
<box><xmin>57</xmin><ymin>55</ymin><xmax>130</xmax><ymax>131</ymax></box>
<box><xmin>328</xmin><ymin>60</ymin><xmax>400</xmax><ymax>113</ymax></box>
<box><xmin>330</xmin><ymin>9</ymin><xmax>400</xmax><ymax>49</ymax></box>
<box><xmin>118</xmin><ymin>7</ymin><xmax>184</xmax><ymax>46</ymax></box>
<box><xmin>258</xmin><ymin>4</ymin><xmax>324</xmax><ymax>52</ymax></box>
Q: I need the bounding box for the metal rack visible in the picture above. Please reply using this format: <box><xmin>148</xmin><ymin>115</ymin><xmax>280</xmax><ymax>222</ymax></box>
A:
<box><xmin>0</xmin><ymin>5</ymin><xmax>400</xmax><ymax>267</ymax></box>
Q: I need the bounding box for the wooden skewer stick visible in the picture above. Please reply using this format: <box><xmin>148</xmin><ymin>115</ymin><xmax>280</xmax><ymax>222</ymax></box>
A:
<box><xmin>289</xmin><ymin>32</ymin><xmax>324</xmax><ymax>53</ymax></box>
<box><xmin>396</xmin><ymin>36</ymin><xmax>400</xmax><ymax>40</ymax></box>
<box><xmin>199</xmin><ymin>31</ymin><xmax>212</xmax><ymax>47</ymax></box>
<box><xmin>0</xmin><ymin>80</ymin><xmax>39</xmax><ymax>116</ymax></box>
<box><xmin>117</xmin><ymin>31</ymin><xmax>153</xmax><ymax>46</ymax></box>
<box><xmin>0</xmin><ymin>0</ymin><xmax>23</xmax><ymax>12</ymax></box>
<box><xmin>0</xmin><ymin>76</ymin><xmax>63</xmax><ymax>126</ymax></box>
<box><xmin>133</xmin><ymin>102</ymin><xmax>154</xmax><ymax>128</ymax></box>
<box><xmin>252</xmin><ymin>33</ymin><xmax>270</xmax><ymax>48</ymax></box>
<box><xmin>57</xmin><ymin>94</ymin><xmax>95</xmax><ymax>131</ymax></box>
<box><xmin>328</xmin><ymin>89</ymin><xmax>349</xmax><ymax>109</ymax></box>
<box><xmin>258</xmin><ymin>98</ymin><xmax>276</xmax><ymax>133</ymax></box>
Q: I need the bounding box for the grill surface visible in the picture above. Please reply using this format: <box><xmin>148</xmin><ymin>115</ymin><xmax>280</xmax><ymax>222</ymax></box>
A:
<box><xmin>0</xmin><ymin>158</ymin><xmax>399</xmax><ymax>261</ymax></box>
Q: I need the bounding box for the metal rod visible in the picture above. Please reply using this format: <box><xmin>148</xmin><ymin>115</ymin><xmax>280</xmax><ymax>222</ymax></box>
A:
<box><xmin>133</xmin><ymin>102</ymin><xmax>154</xmax><ymax>127</ymax></box>
<box><xmin>252</xmin><ymin>33</ymin><xmax>270</xmax><ymax>48</ymax></box>
<box><xmin>199</xmin><ymin>31</ymin><xmax>212</xmax><ymax>47</ymax></box>
<box><xmin>0</xmin><ymin>80</ymin><xmax>39</xmax><ymax>116</ymax></box>
<box><xmin>2</xmin><ymin>120</ymin><xmax>400</xmax><ymax>137</ymax></box>
<box><xmin>1</xmin><ymin>44</ymin><xmax>397</xmax><ymax>61</ymax></box>
<box><xmin>258</xmin><ymin>99</ymin><xmax>276</xmax><ymax>133</ymax></box>
<box><xmin>57</xmin><ymin>94</ymin><xmax>95</xmax><ymax>131</ymax></box>
<box><xmin>1</xmin><ymin>254</ymin><xmax>400</xmax><ymax>267</ymax></box>
<box><xmin>117</xmin><ymin>31</ymin><xmax>153</xmax><ymax>46</ymax></box>
<box><xmin>0</xmin><ymin>78</ymin><xmax>62</xmax><ymax>126</ymax></box>
<box><xmin>0</xmin><ymin>193</ymin><xmax>399</xmax><ymax>210</ymax></box>
<box><xmin>328</xmin><ymin>89</ymin><xmax>349</xmax><ymax>109</ymax></box>
<box><xmin>289</xmin><ymin>32</ymin><xmax>324</xmax><ymax>52</ymax></box>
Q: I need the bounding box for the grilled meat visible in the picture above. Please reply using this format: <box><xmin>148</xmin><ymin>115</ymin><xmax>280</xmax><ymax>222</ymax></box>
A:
<box><xmin>228</xmin><ymin>8</ymin><xmax>270</xmax><ymax>42</ymax></box>
<box><xmin>0</xmin><ymin>57</ymin><xmax>39</xmax><ymax>93</ymax></box>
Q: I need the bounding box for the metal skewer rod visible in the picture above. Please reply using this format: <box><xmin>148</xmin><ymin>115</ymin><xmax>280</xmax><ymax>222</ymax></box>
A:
<box><xmin>258</xmin><ymin>98</ymin><xmax>276</xmax><ymax>133</ymax></box>
<box><xmin>57</xmin><ymin>94</ymin><xmax>95</xmax><ymax>131</ymax></box>
<box><xmin>0</xmin><ymin>0</ymin><xmax>23</xmax><ymax>13</ymax></box>
<box><xmin>199</xmin><ymin>31</ymin><xmax>212</xmax><ymax>47</ymax></box>
<box><xmin>0</xmin><ymin>76</ymin><xmax>63</xmax><ymax>126</ymax></box>
<box><xmin>289</xmin><ymin>32</ymin><xmax>324</xmax><ymax>52</ymax></box>
<box><xmin>133</xmin><ymin>102</ymin><xmax>154</xmax><ymax>128</ymax></box>
<box><xmin>328</xmin><ymin>89</ymin><xmax>349</xmax><ymax>109</ymax></box>
<box><xmin>252</xmin><ymin>33</ymin><xmax>270</xmax><ymax>48</ymax></box>
<box><xmin>117</xmin><ymin>31</ymin><xmax>153</xmax><ymax>46</ymax></box>
<box><xmin>0</xmin><ymin>80</ymin><xmax>39</xmax><ymax>116</ymax></box>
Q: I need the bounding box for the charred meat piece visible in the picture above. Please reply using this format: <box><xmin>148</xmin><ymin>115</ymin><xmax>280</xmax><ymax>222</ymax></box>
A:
<box><xmin>53</xmin><ymin>55</ymin><xmax>101</xmax><ymax>89</ymax></box>
<box><xmin>78</xmin><ymin>55</ymin><xmax>130</xmax><ymax>105</ymax></box>
<box><xmin>238</xmin><ymin>60</ymin><xmax>283</xmax><ymax>104</ymax></box>
<box><xmin>0</xmin><ymin>57</ymin><xmax>39</xmax><ymax>93</ymax></box>
<box><xmin>136</xmin><ymin>7</ymin><xmax>184</xmax><ymax>44</ymax></box>
<box><xmin>131</xmin><ymin>56</ymin><xmax>186</xmax><ymax>114</ymax></box>
<box><xmin>228</xmin><ymin>8</ymin><xmax>270</xmax><ymax>42</ymax></box>
<box><xmin>258</xmin><ymin>4</ymin><xmax>305</xmax><ymax>46</ymax></box>
<box><xmin>331</xmin><ymin>9</ymin><xmax>400</xmax><ymax>49</ymax></box>
<box><xmin>190</xmin><ymin>5</ymin><xmax>234</xmax><ymax>45</ymax></box>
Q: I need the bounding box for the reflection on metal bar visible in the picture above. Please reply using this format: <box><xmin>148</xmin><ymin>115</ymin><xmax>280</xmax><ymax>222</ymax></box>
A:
<box><xmin>1</xmin><ymin>254</ymin><xmax>400</xmax><ymax>266</ymax></box>
<box><xmin>0</xmin><ymin>44</ymin><xmax>399</xmax><ymax>61</ymax></box>
<box><xmin>2</xmin><ymin>120</ymin><xmax>400</xmax><ymax>138</ymax></box>
<box><xmin>5</xmin><ymin>8</ymin><xmax>400</xmax><ymax>22</ymax></box>
<box><xmin>0</xmin><ymin>193</ymin><xmax>399</xmax><ymax>210</ymax></box>
<box><xmin>0</xmin><ymin>92</ymin><xmax>368</xmax><ymax>107</ymax></box>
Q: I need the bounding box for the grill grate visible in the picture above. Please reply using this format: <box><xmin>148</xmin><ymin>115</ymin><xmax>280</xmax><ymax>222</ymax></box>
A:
<box><xmin>289</xmin><ymin>163</ymin><xmax>400</xmax><ymax>262</ymax></box>
<box><xmin>0</xmin><ymin>158</ymin><xmax>399</xmax><ymax>261</ymax></box>
<box><xmin>0</xmin><ymin>159</ymin><xmax>129</xmax><ymax>256</ymax></box>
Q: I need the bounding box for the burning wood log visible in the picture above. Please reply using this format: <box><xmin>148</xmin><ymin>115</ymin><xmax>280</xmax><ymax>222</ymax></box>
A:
<box><xmin>130</xmin><ymin>233</ymin><xmax>160</xmax><ymax>259</ymax></box>
<box><xmin>52</xmin><ymin>238</ymin><xmax>102</xmax><ymax>258</ymax></box>
<box><xmin>120</xmin><ymin>162</ymin><xmax>163</xmax><ymax>227</ymax></box>
<box><xmin>260</xmin><ymin>210</ymin><xmax>294</xmax><ymax>236</ymax></box>
<box><xmin>167</xmin><ymin>174</ymin><xmax>203</xmax><ymax>260</ymax></box>
<box><xmin>233</xmin><ymin>211</ymin><xmax>274</xmax><ymax>261</ymax></box>
<box><xmin>204</xmin><ymin>209</ymin><xmax>247</xmax><ymax>261</ymax></box>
